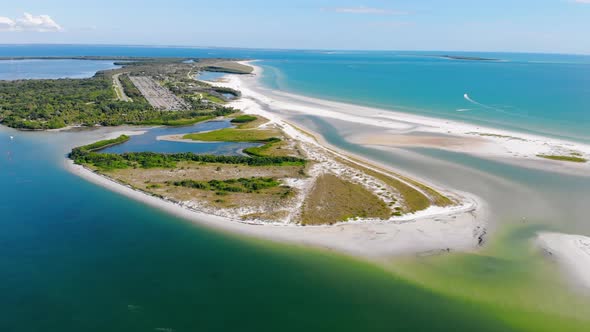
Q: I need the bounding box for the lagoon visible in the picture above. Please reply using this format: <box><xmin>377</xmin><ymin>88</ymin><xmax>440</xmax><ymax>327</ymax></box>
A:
<box><xmin>100</xmin><ymin>121</ymin><xmax>258</xmax><ymax>154</ymax></box>
<box><xmin>2</xmin><ymin>45</ymin><xmax>590</xmax><ymax>331</ymax></box>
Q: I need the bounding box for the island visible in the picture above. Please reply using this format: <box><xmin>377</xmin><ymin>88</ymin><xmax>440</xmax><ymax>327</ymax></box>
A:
<box><xmin>439</xmin><ymin>55</ymin><xmax>500</xmax><ymax>61</ymax></box>
<box><xmin>68</xmin><ymin>110</ymin><xmax>455</xmax><ymax>224</ymax></box>
<box><xmin>1</xmin><ymin>56</ymin><xmax>488</xmax><ymax>256</ymax></box>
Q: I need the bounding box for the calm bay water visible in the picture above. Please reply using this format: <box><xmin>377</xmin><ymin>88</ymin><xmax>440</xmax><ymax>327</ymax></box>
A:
<box><xmin>0</xmin><ymin>59</ymin><xmax>119</xmax><ymax>80</ymax></box>
<box><xmin>100</xmin><ymin>121</ymin><xmax>258</xmax><ymax>154</ymax></box>
<box><xmin>1</xmin><ymin>45</ymin><xmax>590</xmax><ymax>331</ymax></box>
<box><xmin>0</xmin><ymin>126</ymin><xmax>531</xmax><ymax>332</ymax></box>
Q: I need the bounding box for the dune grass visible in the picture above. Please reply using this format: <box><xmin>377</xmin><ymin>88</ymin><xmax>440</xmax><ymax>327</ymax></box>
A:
<box><xmin>230</xmin><ymin>115</ymin><xmax>258</xmax><ymax>124</ymax></box>
<box><xmin>537</xmin><ymin>154</ymin><xmax>587</xmax><ymax>163</ymax></box>
<box><xmin>183</xmin><ymin>128</ymin><xmax>280</xmax><ymax>143</ymax></box>
<box><xmin>301</xmin><ymin>174</ymin><xmax>390</xmax><ymax>225</ymax></box>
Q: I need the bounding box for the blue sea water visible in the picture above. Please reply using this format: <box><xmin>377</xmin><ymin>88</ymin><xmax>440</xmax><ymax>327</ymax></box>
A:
<box><xmin>1</xmin><ymin>44</ymin><xmax>587</xmax><ymax>142</ymax></box>
<box><xmin>0</xmin><ymin>58</ymin><xmax>119</xmax><ymax>80</ymax></box>
<box><xmin>2</xmin><ymin>45</ymin><xmax>590</xmax><ymax>331</ymax></box>
<box><xmin>258</xmin><ymin>54</ymin><xmax>590</xmax><ymax>142</ymax></box>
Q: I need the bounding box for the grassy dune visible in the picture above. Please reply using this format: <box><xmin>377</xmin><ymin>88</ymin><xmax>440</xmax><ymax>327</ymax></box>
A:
<box><xmin>537</xmin><ymin>154</ymin><xmax>587</xmax><ymax>163</ymax></box>
<box><xmin>183</xmin><ymin>128</ymin><xmax>280</xmax><ymax>143</ymax></box>
<box><xmin>301</xmin><ymin>174</ymin><xmax>390</xmax><ymax>225</ymax></box>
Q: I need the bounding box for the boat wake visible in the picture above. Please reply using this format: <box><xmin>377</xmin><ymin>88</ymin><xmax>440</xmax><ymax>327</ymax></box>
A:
<box><xmin>463</xmin><ymin>93</ymin><xmax>522</xmax><ymax>117</ymax></box>
<box><xmin>464</xmin><ymin>93</ymin><xmax>487</xmax><ymax>107</ymax></box>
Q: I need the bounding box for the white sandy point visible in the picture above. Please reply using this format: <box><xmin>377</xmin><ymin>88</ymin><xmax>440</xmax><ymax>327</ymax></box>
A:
<box><xmin>537</xmin><ymin>232</ymin><xmax>590</xmax><ymax>290</ymax></box>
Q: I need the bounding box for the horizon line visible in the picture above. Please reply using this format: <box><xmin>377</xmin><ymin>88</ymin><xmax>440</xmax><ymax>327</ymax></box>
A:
<box><xmin>0</xmin><ymin>42</ymin><xmax>588</xmax><ymax>57</ymax></box>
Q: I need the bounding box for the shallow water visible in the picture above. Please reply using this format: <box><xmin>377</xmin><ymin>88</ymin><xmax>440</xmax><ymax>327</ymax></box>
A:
<box><xmin>259</xmin><ymin>54</ymin><xmax>590</xmax><ymax>143</ymax></box>
<box><xmin>4</xmin><ymin>125</ymin><xmax>566</xmax><ymax>332</ymax></box>
<box><xmin>100</xmin><ymin>120</ymin><xmax>258</xmax><ymax>154</ymax></box>
<box><xmin>2</xmin><ymin>45</ymin><xmax>590</xmax><ymax>331</ymax></box>
<box><xmin>196</xmin><ymin>71</ymin><xmax>229</xmax><ymax>82</ymax></box>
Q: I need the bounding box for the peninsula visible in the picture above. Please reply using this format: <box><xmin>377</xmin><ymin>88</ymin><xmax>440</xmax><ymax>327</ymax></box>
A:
<box><xmin>2</xmin><ymin>56</ymin><xmax>486</xmax><ymax>256</ymax></box>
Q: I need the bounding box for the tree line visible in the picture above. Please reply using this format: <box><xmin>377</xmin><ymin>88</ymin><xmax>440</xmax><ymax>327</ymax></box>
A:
<box><xmin>70</xmin><ymin>135</ymin><xmax>306</xmax><ymax>171</ymax></box>
<box><xmin>0</xmin><ymin>72</ymin><xmax>238</xmax><ymax>130</ymax></box>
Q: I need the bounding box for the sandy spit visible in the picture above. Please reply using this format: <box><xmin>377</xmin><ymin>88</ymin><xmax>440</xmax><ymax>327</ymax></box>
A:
<box><xmin>229</xmin><ymin>61</ymin><xmax>590</xmax><ymax>176</ymax></box>
<box><xmin>66</xmin><ymin>158</ymin><xmax>487</xmax><ymax>259</ymax></box>
<box><xmin>537</xmin><ymin>232</ymin><xmax>590</xmax><ymax>290</ymax></box>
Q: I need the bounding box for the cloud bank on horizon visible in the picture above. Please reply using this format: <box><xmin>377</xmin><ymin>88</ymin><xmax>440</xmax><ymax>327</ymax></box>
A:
<box><xmin>0</xmin><ymin>13</ymin><xmax>63</xmax><ymax>32</ymax></box>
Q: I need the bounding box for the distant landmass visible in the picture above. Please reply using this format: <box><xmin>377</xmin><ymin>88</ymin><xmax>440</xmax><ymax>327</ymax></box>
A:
<box><xmin>439</xmin><ymin>55</ymin><xmax>500</xmax><ymax>61</ymax></box>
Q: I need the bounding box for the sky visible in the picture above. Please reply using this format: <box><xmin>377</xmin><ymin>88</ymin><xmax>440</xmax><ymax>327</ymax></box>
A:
<box><xmin>1</xmin><ymin>0</ymin><xmax>590</xmax><ymax>54</ymax></box>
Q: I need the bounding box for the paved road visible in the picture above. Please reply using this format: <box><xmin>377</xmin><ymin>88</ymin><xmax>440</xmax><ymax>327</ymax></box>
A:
<box><xmin>112</xmin><ymin>73</ymin><xmax>132</xmax><ymax>102</ymax></box>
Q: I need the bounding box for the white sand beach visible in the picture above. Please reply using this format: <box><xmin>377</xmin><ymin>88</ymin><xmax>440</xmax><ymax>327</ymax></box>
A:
<box><xmin>66</xmin><ymin>158</ymin><xmax>486</xmax><ymax>258</ymax></box>
<box><xmin>64</xmin><ymin>97</ymin><xmax>489</xmax><ymax>259</ymax></box>
<box><xmin>537</xmin><ymin>232</ymin><xmax>590</xmax><ymax>290</ymax></box>
<box><xmin>218</xmin><ymin>61</ymin><xmax>590</xmax><ymax>177</ymax></box>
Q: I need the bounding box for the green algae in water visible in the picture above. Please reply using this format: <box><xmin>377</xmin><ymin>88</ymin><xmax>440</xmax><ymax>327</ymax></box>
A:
<box><xmin>3</xmin><ymin>120</ymin><xmax>590</xmax><ymax>332</ymax></box>
<box><xmin>0</xmin><ymin>128</ymin><xmax>514</xmax><ymax>332</ymax></box>
<box><xmin>387</xmin><ymin>223</ymin><xmax>590</xmax><ymax>332</ymax></box>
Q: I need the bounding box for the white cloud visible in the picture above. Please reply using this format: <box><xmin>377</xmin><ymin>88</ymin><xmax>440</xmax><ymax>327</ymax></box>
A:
<box><xmin>0</xmin><ymin>16</ymin><xmax>16</xmax><ymax>31</ymax></box>
<box><xmin>0</xmin><ymin>13</ymin><xmax>63</xmax><ymax>32</ymax></box>
<box><xmin>327</xmin><ymin>6</ymin><xmax>407</xmax><ymax>15</ymax></box>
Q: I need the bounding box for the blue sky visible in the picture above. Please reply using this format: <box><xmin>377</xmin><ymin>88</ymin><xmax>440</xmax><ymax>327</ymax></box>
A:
<box><xmin>1</xmin><ymin>0</ymin><xmax>590</xmax><ymax>54</ymax></box>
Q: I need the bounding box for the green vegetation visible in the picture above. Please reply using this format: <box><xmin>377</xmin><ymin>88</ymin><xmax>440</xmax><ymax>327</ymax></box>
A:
<box><xmin>301</xmin><ymin>174</ymin><xmax>390</xmax><ymax>225</ymax></box>
<box><xmin>73</xmin><ymin>151</ymin><xmax>305</xmax><ymax>171</ymax></box>
<box><xmin>0</xmin><ymin>72</ymin><xmax>238</xmax><ymax>130</ymax></box>
<box><xmin>74</xmin><ymin>135</ymin><xmax>131</xmax><ymax>153</ymax></box>
<box><xmin>335</xmin><ymin>156</ymin><xmax>452</xmax><ymax>211</ymax></box>
<box><xmin>171</xmin><ymin>177</ymin><xmax>281</xmax><ymax>193</ymax></box>
<box><xmin>183</xmin><ymin>127</ymin><xmax>288</xmax><ymax>158</ymax></box>
<box><xmin>203</xmin><ymin>62</ymin><xmax>253</xmax><ymax>74</ymax></box>
<box><xmin>468</xmin><ymin>132</ymin><xmax>526</xmax><ymax>141</ymax></box>
<box><xmin>183</xmin><ymin>128</ymin><xmax>279</xmax><ymax>142</ymax></box>
<box><xmin>230</xmin><ymin>115</ymin><xmax>257</xmax><ymax>124</ymax></box>
<box><xmin>212</xmin><ymin>86</ymin><xmax>240</xmax><ymax>97</ymax></box>
<box><xmin>70</xmin><ymin>135</ymin><xmax>306</xmax><ymax>171</ymax></box>
<box><xmin>118</xmin><ymin>74</ymin><xmax>145</xmax><ymax>100</ymax></box>
<box><xmin>242</xmin><ymin>138</ymin><xmax>282</xmax><ymax>157</ymax></box>
<box><xmin>205</xmin><ymin>93</ymin><xmax>226</xmax><ymax>104</ymax></box>
<box><xmin>537</xmin><ymin>154</ymin><xmax>587</xmax><ymax>163</ymax></box>
<box><xmin>0</xmin><ymin>57</ymin><xmax>251</xmax><ymax>130</ymax></box>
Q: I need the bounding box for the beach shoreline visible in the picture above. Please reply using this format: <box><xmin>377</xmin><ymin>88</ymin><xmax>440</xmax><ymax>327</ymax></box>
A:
<box><xmin>537</xmin><ymin>232</ymin><xmax>590</xmax><ymax>291</ymax></box>
<box><xmin>66</xmin><ymin>158</ymin><xmax>487</xmax><ymax>258</ymax></box>
<box><xmin>224</xmin><ymin>61</ymin><xmax>590</xmax><ymax>177</ymax></box>
<box><xmin>62</xmin><ymin>60</ymin><xmax>504</xmax><ymax>258</ymax></box>
<box><xmin>59</xmin><ymin>58</ymin><xmax>590</xmax><ymax>260</ymax></box>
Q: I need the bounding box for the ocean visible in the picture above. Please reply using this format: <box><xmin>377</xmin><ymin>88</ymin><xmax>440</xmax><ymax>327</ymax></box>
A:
<box><xmin>1</xmin><ymin>45</ymin><xmax>590</xmax><ymax>331</ymax></box>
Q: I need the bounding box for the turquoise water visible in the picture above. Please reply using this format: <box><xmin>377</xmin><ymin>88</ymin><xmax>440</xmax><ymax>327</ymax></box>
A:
<box><xmin>0</xmin><ymin>59</ymin><xmax>119</xmax><ymax>80</ymax></box>
<box><xmin>259</xmin><ymin>54</ymin><xmax>590</xmax><ymax>142</ymax></box>
<box><xmin>2</xmin><ymin>45</ymin><xmax>590</xmax><ymax>331</ymax></box>
<box><xmin>2</xmin><ymin>45</ymin><xmax>587</xmax><ymax>141</ymax></box>
<box><xmin>0</xmin><ymin>125</ymin><xmax>534</xmax><ymax>332</ymax></box>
